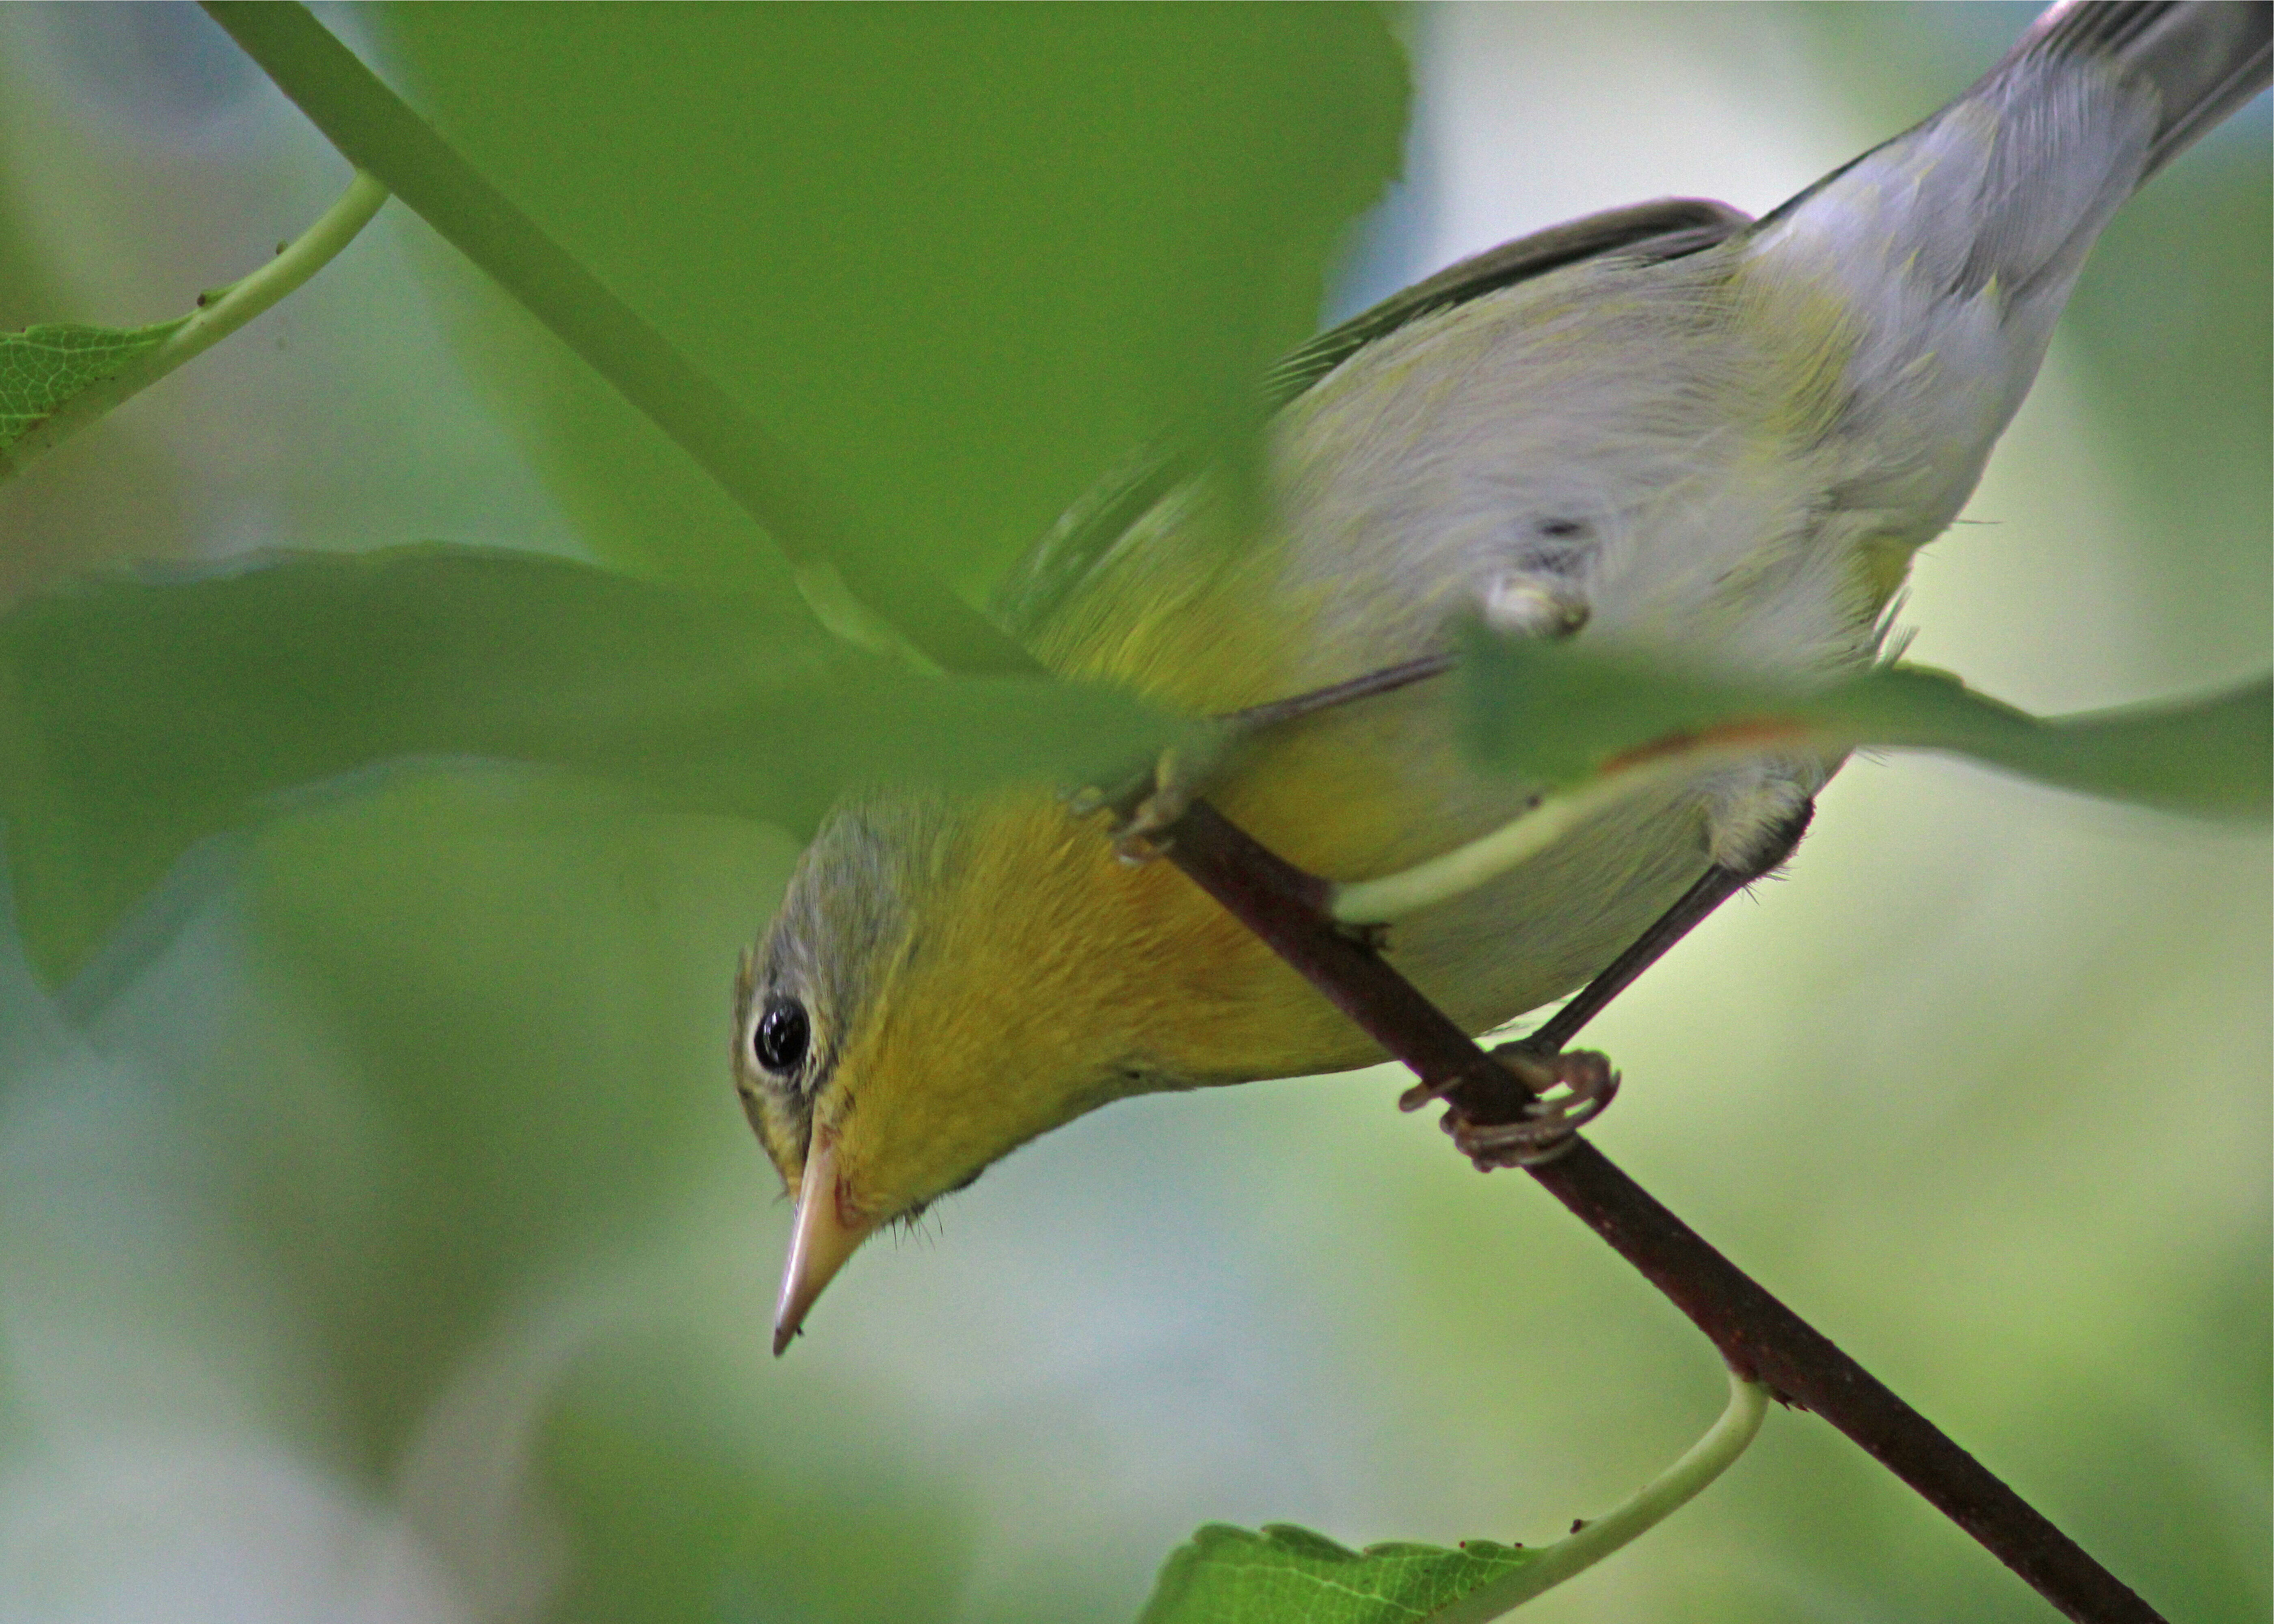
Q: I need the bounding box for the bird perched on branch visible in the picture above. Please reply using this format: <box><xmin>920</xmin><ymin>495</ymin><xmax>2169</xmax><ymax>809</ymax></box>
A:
<box><xmin>737</xmin><ymin>0</ymin><xmax>2272</xmax><ymax>1352</ymax></box>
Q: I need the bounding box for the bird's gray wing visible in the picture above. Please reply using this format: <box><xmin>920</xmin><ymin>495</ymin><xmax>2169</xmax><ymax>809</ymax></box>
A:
<box><xmin>1262</xmin><ymin>196</ymin><xmax>1749</xmax><ymax>407</ymax></box>
<box><xmin>992</xmin><ymin>197</ymin><xmax>1751</xmax><ymax>640</ymax></box>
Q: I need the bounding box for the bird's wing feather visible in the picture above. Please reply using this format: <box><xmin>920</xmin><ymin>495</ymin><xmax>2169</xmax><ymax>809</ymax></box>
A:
<box><xmin>1263</xmin><ymin>197</ymin><xmax>1750</xmax><ymax>407</ymax></box>
<box><xmin>991</xmin><ymin>197</ymin><xmax>1752</xmax><ymax>641</ymax></box>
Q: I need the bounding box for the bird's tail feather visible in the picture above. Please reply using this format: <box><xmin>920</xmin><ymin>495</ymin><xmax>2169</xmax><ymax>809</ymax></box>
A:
<box><xmin>1999</xmin><ymin>0</ymin><xmax>2271</xmax><ymax>180</ymax></box>
<box><xmin>1824</xmin><ymin>0</ymin><xmax>2272</xmax><ymax>304</ymax></box>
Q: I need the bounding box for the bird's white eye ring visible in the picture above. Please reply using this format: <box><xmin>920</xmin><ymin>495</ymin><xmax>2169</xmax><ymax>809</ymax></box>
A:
<box><xmin>753</xmin><ymin>1000</ymin><xmax>811</xmax><ymax>1073</ymax></box>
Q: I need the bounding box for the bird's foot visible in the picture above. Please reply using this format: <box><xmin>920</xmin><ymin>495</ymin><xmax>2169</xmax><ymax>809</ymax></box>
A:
<box><xmin>1437</xmin><ymin>1045</ymin><xmax>1619</xmax><ymax>1169</ymax></box>
<box><xmin>1065</xmin><ymin>720</ymin><xmax>1248</xmax><ymax>864</ymax></box>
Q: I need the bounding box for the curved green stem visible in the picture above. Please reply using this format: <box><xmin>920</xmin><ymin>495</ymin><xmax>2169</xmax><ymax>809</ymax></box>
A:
<box><xmin>1426</xmin><ymin>1368</ymin><xmax>1769</xmax><ymax>1623</ymax></box>
<box><xmin>0</xmin><ymin>171</ymin><xmax>389</xmax><ymax>485</ymax></box>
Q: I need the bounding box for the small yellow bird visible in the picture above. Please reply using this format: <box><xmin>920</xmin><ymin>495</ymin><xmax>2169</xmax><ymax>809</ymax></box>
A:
<box><xmin>737</xmin><ymin>0</ymin><xmax>2272</xmax><ymax>1352</ymax></box>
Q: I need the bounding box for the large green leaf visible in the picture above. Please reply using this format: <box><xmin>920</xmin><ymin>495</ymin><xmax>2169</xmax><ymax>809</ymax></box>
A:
<box><xmin>373</xmin><ymin>6</ymin><xmax>1410</xmax><ymax>600</ymax></box>
<box><xmin>1461</xmin><ymin>631</ymin><xmax>2272</xmax><ymax>818</ymax></box>
<box><xmin>0</xmin><ymin>544</ymin><xmax>1181</xmax><ymax>985</ymax></box>
<box><xmin>1138</xmin><ymin>1523</ymin><xmax>1535</xmax><ymax>1624</ymax></box>
<box><xmin>0</xmin><ymin>319</ymin><xmax>187</xmax><ymax>451</ymax></box>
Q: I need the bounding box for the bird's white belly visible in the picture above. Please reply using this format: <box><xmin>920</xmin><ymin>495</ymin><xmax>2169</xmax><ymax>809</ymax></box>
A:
<box><xmin>1256</xmin><ymin>288</ymin><xmax>1872</xmax><ymax>1028</ymax></box>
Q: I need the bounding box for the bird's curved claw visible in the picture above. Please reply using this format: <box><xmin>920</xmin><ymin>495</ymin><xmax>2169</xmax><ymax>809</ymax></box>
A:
<box><xmin>1065</xmin><ymin>720</ymin><xmax>1249</xmax><ymax>864</ymax></box>
<box><xmin>1439</xmin><ymin>1046</ymin><xmax>1619</xmax><ymax>1169</ymax></box>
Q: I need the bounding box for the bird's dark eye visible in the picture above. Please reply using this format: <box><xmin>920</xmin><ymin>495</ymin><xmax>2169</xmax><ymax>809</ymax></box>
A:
<box><xmin>753</xmin><ymin>1000</ymin><xmax>811</xmax><ymax>1073</ymax></box>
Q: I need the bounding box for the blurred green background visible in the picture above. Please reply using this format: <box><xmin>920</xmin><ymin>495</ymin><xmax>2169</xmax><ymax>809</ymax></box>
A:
<box><xmin>0</xmin><ymin>5</ymin><xmax>2264</xmax><ymax>1622</ymax></box>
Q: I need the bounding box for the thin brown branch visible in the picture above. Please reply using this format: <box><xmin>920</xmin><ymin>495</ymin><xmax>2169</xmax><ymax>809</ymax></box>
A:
<box><xmin>1162</xmin><ymin>799</ymin><xmax>2168</xmax><ymax>1624</ymax></box>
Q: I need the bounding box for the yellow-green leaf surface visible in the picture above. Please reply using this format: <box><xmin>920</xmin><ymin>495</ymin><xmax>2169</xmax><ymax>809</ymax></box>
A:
<box><xmin>1461</xmin><ymin>631</ymin><xmax>2272</xmax><ymax>818</ymax></box>
<box><xmin>0</xmin><ymin>319</ymin><xmax>187</xmax><ymax>451</ymax></box>
<box><xmin>1138</xmin><ymin>1524</ymin><xmax>1534</xmax><ymax>1624</ymax></box>
<box><xmin>0</xmin><ymin>544</ymin><xmax>1180</xmax><ymax>985</ymax></box>
<box><xmin>375</xmin><ymin>6</ymin><xmax>1409</xmax><ymax>601</ymax></box>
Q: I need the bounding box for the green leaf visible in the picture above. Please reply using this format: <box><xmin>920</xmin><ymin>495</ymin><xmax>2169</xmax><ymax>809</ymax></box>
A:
<box><xmin>0</xmin><ymin>544</ymin><xmax>1181</xmax><ymax>985</ymax></box>
<box><xmin>371</xmin><ymin>6</ymin><xmax>1410</xmax><ymax>601</ymax></box>
<box><xmin>1137</xmin><ymin>1524</ymin><xmax>1535</xmax><ymax>1624</ymax></box>
<box><xmin>0</xmin><ymin>319</ymin><xmax>187</xmax><ymax>451</ymax></box>
<box><xmin>1137</xmin><ymin>1375</ymin><xmax>1768</xmax><ymax>1623</ymax></box>
<box><xmin>1461</xmin><ymin>631</ymin><xmax>2272</xmax><ymax>818</ymax></box>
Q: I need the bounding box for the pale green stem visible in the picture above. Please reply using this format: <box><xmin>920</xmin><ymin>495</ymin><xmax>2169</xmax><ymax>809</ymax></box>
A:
<box><xmin>1331</xmin><ymin>737</ymin><xmax>1795</xmax><ymax>925</ymax></box>
<box><xmin>1423</xmin><ymin>1368</ymin><xmax>1770</xmax><ymax>1624</ymax></box>
<box><xmin>0</xmin><ymin>170</ymin><xmax>389</xmax><ymax>484</ymax></box>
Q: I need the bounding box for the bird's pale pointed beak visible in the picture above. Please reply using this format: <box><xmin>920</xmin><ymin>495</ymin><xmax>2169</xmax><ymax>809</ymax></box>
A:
<box><xmin>772</xmin><ymin>1131</ymin><xmax>872</xmax><ymax>1356</ymax></box>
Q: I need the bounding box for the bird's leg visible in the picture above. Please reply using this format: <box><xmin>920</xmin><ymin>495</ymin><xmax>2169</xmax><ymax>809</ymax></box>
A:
<box><xmin>1439</xmin><ymin>799</ymin><xmax>1815</xmax><ymax>1169</ymax></box>
<box><xmin>1532</xmin><ymin>799</ymin><xmax>1815</xmax><ymax>1053</ymax></box>
<box><xmin>1068</xmin><ymin>652</ymin><xmax>1456</xmax><ymax>860</ymax></box>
